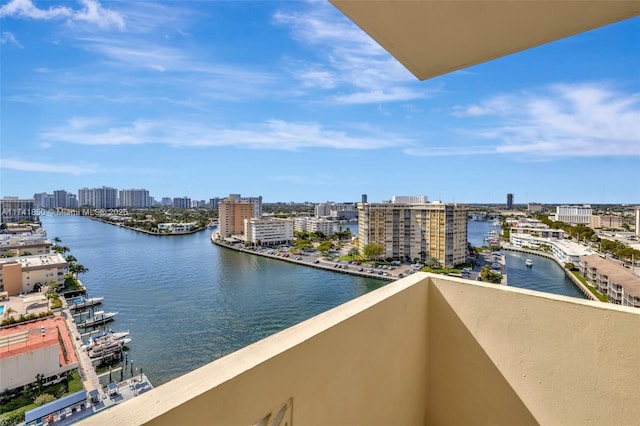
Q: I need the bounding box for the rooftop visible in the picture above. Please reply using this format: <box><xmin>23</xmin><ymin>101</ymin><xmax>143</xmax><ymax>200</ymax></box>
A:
<box><xmin>0</xmin><ymin>316</ymin><xmax>78</xmax><ymax>366</ymax></box>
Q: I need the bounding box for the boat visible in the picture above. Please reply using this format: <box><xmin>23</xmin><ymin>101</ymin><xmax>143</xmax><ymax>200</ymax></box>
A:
<box><xmin>82</xmin><ymin>330</ymin><xmax>130</xmax><ymax>350</ymax></box>
<box><xmin>525</xmin><ymin>259</ymin><xmax>533</xmax><ymax>268</ymax></box>
<box><xmin>88</xmin><ymin>338</ymin><xmax>131</xmax><ymax>358</ymax></box>
<box><xmin>77</xmin><ymin>311</ymin><xmax>118</xmax><ymax>328</ymax></box>
<box><xmin>69</xmin><ymin>296</ymin><xmax>104</xmax><ymax>310</ymax></box>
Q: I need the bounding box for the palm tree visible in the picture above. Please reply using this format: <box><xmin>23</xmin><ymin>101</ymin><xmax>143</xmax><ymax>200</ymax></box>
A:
<box><xmin>348</xmin><ymin>247</ymin><xmax>359</xmax><ymax>259</ymax></box>
<box><xmin>65</xmin><ymin>254</ymin><xmax>77</xmax><ymax>263</ymax></box>
<box><xmin>3</xmin><ymin>306</ymin><xmax>16</xmax><ymax>319</ymax></box>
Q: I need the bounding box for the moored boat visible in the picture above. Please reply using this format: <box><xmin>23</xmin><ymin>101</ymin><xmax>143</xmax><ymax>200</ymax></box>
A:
<box><xmin>69</xmin><ymin>296</ymin><xmax>104</xmax><ymax>310</ymax></box>
<box><xmin>77</xmin><ymin>311</ymin><xmax>118</xmax><ymax>328</ymax></box>
<box><xmin>525</xmin><ymin>259</ymin><xmax>533</xmax><ymax>268</ymax></box>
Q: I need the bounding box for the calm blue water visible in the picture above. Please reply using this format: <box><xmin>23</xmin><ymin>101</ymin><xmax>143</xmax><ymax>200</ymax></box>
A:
<box><xmin>468</xmin><ymin>221</ymin><xmax>585</xmax><ymax>298</ymax></box>
<box><xmin>40</xmin><ymin>216</ymin><xmax>584</xmax><ymax>386</ymax></box>
<box><xmin>40</xmin><ymin>215</ymin><xmax>386</xmax><ymax>386</ymax></box>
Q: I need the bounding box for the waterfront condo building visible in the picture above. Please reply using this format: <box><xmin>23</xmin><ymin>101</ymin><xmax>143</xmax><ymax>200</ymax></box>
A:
<box><xmin>294</xmin><ymin>217</ymin><xmax>341</xmax><ymax>236</ymax></box>
<box><xmin>218</xmin><ymin>195</ymin><xmax>259</xmax><ymax>238</ymax></box>
<box><xmin>0</xmin><ymin>253</ymin><xmax>67</xmax><ymax>295</ymax></box>
<box><xmin>589</xmin><ymin>214</ymin><xmax>624</xmax><ymax>229</ymax></box>
<box><xmin>553</xmin><ymin>204</ymin><xmax>592</xmax><ymax>225</ymax></box>
<box><xmin>244</xmin><ymin>218</ymin><xmax>294</xmax><ymax>246</ymax></box>
<box><xmin>357</xmin><ymin>199</ymin><xmax>467</xmax><ymax>268</ymax></box>
<box><xmin>580</xmin><ymin>254</ymin><xmax>640</xmax><ymax>307</ymax></box>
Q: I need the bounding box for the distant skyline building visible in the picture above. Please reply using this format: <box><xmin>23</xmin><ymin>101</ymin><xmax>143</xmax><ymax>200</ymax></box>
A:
<box><xmin>392</xmin><ymin>195</ymin><xmax>429</xmax><ymax>204</ymax></box>
<box><xmin>33</xmin><ymin>192</ymin><xmax>54</xmax><ymax>209</ymax></box>
<box><xmin>314</xmin><ymin>202</ymin><xmax>358</xmax><ymax>220</ymax></box>
<box><xmin>77</xmin><ymin>187</ymin><xmax>94</xmax><ymax>207</ymax></box>
<box><xmin>53</xmin><ymin>190</ymin><xmax>68</xmax><ymax>208</ymax></box>
<box><xmin>119</xmin><ymin>189</ymin><xmax>150</xmax><ymax>208</ymax></box>
<box><xmin>506</xmin><ymin>193</ymin><xmax>514</xmax><ymax>210</ymax></box>
<box><xmin>161</xmin><ymin>197</ymin><xmax>173</xmax><ymax>207</ymax></box>
<box><xmin>358</xmin><ymin>198</ymin><xmax>467</xmax><ymax>268</ymax></box>
<box><xmin>93</xmin><ymin>186</ymin><xmax>118</xmax><ymax>209</ymax></box>
<box><xmin>528</xmin><ymin>203</ymin><xmax>542</xmax><ymax>212</ymax></box>
<box><xmin>209</xmin><ymin>198</ymin><xmax>220</xmax><ymax>209</ymax></box>
<box><xmin>173</xmin><ymin>197</ymin><xmax>191</xmax><ymax>209</ymax></box>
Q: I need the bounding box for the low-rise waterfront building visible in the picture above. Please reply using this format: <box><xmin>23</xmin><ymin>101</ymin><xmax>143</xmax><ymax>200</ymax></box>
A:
<box><xmin>294</xmin><ymin>217</ymin><xmax>340</xmax><ymax>236</ymax></box>
<box><xmin>580</xmin><ymin>254</ymin><xmax>640</xmax><ymax>307</ymax></box>
<box><xmin>0</xmin><ymin>316</ymin><xmax>79</xmax><ymax>392</ymax></box>
<box><xmin>0</xmin><ymin>197</ymin><xmax>36</xmax><ymax>223</ymax></box>
<box><xmin>508</xmin><ymin>232</ymin><xmax>591</xmax><ymax>265</ymax></box>
<box><xmin>157</xmin><ymin>222</ymin><xmax>198</xmax><ymax>233</ymax></box>
<box><xmin>244</xmin><ymin>218</ymin><xmax>294</xmax><ymax>246</ymax></box>
<box><xmin>358</xmin><ymin>198</ymin><xmax>467</xmax><ymax>267</ymax></box>
<box><xmin>0</xmin><ymin>235</ymin><xmax>52</xmax><ymax>257</ymax></box>
<box><xmin>0</xmin><ymin>253</ymin><xmax>67</xmax><ymax>295</ymax></box>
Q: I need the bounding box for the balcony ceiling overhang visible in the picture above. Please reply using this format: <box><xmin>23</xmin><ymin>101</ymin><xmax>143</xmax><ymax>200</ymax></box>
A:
<box><xmin>330</xmin><ymin>0</ymin><xmax>640</xmax><ymax>81</ymax></box>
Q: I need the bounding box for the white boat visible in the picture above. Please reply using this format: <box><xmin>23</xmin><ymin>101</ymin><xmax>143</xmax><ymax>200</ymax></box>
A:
<box><xmin>88</xmin><ymin>338</ymin><xmax>131</xmax><ymax>358</ymax></box>
<box><xmin>77</xmin><ymin>311</ymin><xmax>118</xmax><ymax>328</ymax></box>
<box><xmin>82</xmin><ymin>331</ymin><xmax>130</xmax><ymax>350</ymax></box>
<box><xmin>525</xmin><ymin>259</ymin><xmax>533</xmax><ymax>268</ymax></box>
<box><xmin>69</xmin><ymin>296</ymin><xmax>104</xmax><ymax>310</ymax></box>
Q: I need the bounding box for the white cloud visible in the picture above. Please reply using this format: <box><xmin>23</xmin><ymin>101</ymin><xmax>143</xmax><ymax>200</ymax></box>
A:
<box><xmin>0</xmin><ymin>0</ymin><xmax>124</xmax><ymax>30</ymax></box>
<box><xmin>448</xmin><ymin>83</ymin><xmax>640</xmax><ymax>158</ymax></box>
<box><xmin>40</xmin><ymin>117</ymin><xmax>412</xmax><ymax>151</ymax></box>
<box><xmin>273</xmin><ymin>3</ymin><xmax>426</xmax><ymax>104</ymax></box>
<box><xmin>0</xmin><ymin>31</ymin><xmax>22</xmax><ymax>47</ymax></box>
<box><xmin>0</xmin><ymin>158</ymin><xmax>95</xmax><ymax>175</ymax></box>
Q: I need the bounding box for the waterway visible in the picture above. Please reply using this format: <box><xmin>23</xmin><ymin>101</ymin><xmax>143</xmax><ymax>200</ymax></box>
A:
<box><xmin>40</xmin><ymin>215</ymin><xmax>386</xmax><ymax>387</ymax></box>
<box><xmin>40</xmin><ymin>215</ymin><xmax>584</xmax><ymax>387</ymax></box>
<box><xmin>468</xmin><ymin>220</ymin><xmax>585</xmax><ymax>298</ymax></box>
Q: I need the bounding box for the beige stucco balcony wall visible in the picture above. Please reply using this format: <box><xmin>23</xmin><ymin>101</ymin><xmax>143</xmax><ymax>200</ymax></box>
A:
<box><xmin>82</xmin><ymin>273</ymin><xmax>640</xmax><ymax>425</ymax></box>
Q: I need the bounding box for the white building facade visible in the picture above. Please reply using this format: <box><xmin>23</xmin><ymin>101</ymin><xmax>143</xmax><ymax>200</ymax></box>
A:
<box><xmin>244</xmin><ymin>218</ymin><xmax>294</xmax><ymax>246</ymax></box>
<box><xmin>554</xmin><ymin>205</ymin><xmax>592</xmax><ymax>224</ymax></box>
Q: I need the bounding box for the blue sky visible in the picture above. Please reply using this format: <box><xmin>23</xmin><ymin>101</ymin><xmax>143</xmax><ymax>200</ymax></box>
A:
<box><xmin>1</xmin><ymin>0</ymin><xmax>639</xmax><ymax>204</ymax></box>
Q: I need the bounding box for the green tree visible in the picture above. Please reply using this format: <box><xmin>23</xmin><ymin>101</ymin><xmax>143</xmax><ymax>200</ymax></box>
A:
<box><xmin>348</xmin><ymin>247</ymin><xmax>360</xmax><ymax>259</ymax></box>
<box><xmin>363</xmin><ymin>243</ymin><xmax>384</xmax><ymax>261</ymax></box>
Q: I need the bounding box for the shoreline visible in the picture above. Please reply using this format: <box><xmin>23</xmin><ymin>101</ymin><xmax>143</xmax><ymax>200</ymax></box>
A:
<box><xmin>87</xmin><ymin>217</ymin><xmax>207</xmax><ymax>236</ymax></box>
<box><xmin>210</xmin><ymin>233</ymin><xmax>399</xmax><ymax>282</ymax></box>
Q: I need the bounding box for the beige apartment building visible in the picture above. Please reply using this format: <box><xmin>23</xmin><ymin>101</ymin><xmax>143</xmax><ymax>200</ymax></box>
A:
<box><xmin>0</xmin><ymin>253</ymin><xmax>67</xmax><ymax>296</ymax></box>
<box><xmin>218</xmin><ymin>196</ymin><xmax>255</xmax><ymax>238</ymax></box>
<box><xmin>589</xmin><ymin>214</ymin><xmax>624</xmax><ymax>229</ymax></box>
<box><xmin>358</xmin><ymin>200</ymin><xmax>467</xmax><ymax>268</ymax></box>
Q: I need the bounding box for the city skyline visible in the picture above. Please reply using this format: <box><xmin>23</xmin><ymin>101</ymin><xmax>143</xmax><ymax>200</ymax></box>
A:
<box><xmin>1</xmin><ymin>1</ymin><xmax>639</xmax><ymax>204</ymax></box>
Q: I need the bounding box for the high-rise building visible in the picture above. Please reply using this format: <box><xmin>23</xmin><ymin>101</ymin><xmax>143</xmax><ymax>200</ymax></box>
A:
<box><xmin>92</xmin><ymin>187</ymin><xmax>118</xmax><ymax>209</ymax></box>
<box><xmin>53</xmin><ymin>190</ymin><xmax>68</xmax><ymax>208</ymax></box>
<box><xmin>33</xmin><ymin>193</ymin><xmax>54</xmax><ymax>209</ymax></box>
<box><xmin>218</xmin><ymin>195</ymin><xmax>257</xmax><ymax>238</ymax></box>
<box><xmin>358</xmin><ymin>198</ymin><xmax>467</xmax><ymax>268</ymax></box>
<box><xmin>77</xmin><ymin>188</ymin><xmax>94</xmax><ymax>207</ymax></box>
<box><xmin>161</xmin><ymin>197</ymin><xmax>173</xmax><ymax>207</ymax></box>
<box><xmin>119</xmin><ymin>189</ymin><xmax>150</xmax><ymax>208</ymax></box>
<box><xmin>506</xmin><ymin>193</ymin><xmax>514</xmax><ymax>210</ymax></box>
<box><xmin>66</xmin><ymin>193</ymin><xmax>77</xmax><ymax>208</ymax></box>
<box><xmin>209</xmin><ymin>198</ymin><xmax>220</xmax><ymax>209</ymax></box>
<box><xmin>173</xmin><ymin>197</ymin><xmax>191</xmax><ymax>209</ymax></box>
<box><xmin>635</xmin><ymin>207</ymin><xmax>640</xmax><ymax>237</ymax></box>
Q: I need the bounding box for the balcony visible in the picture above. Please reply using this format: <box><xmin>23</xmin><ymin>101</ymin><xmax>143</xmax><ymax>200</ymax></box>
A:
<box><xmin>82</xmin><ymin>273</ymin><xmax>640</xmax><ymax>425</ymax></box>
